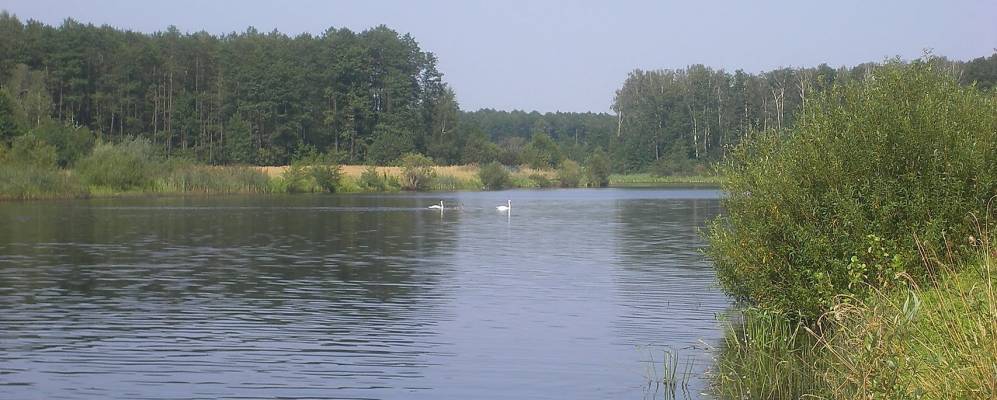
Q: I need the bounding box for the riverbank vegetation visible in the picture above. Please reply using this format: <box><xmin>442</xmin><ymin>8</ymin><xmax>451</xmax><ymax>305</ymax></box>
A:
<box><xmin>706</xmin><ymin>59</ymin><xmax>997</xmax><ymax>398</ymax></box>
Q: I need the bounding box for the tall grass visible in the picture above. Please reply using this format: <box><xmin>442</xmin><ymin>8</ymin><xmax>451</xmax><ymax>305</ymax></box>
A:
<box><xmin>820</xmin><ymin>246</ymin><xmax>997</xmax><ymax>399</ymax></box>
<box><xmin>712</xmin><ymin>244</ymin><xmax>997</xmax><ymax>400</ymax></box>
<box><xmin>155</xmin><ymin>164</ymin><xmax>272</xmax><ymax>194</ymax></box>
<box><xmin>429</xmin><ymin>174</ymin><xmax>481</xmax><ymax>191</ymax></box>
<box><xmin>711</xmin><ymin>309</ymin><xmax>829</xmax><ymax>399</ymax></box>
<box><xmin>0</xmin><ymin>165</ymin><xmax>87</xmax><ymax>200</ymax></box>
<box><xmin>609</xmin><ymin>173</ymin><xmax>719</xmax><ymax>186</ymax></box>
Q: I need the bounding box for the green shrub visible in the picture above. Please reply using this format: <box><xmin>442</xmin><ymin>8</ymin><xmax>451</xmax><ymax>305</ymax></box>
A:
<box><xmin>556</xmin><ymin>159</ymin><xmax>582</xmax><ymax>188</ymax></box>
<box><xmin>6</xmin><ymin>135</ymin><xmax>57</xmax><ymax>168</ymax></box>
<box><xmin>277</xmin><ymin>164</ymin><xmax>311</xmax><ymax>193</ymax></box>
<box><xmin>399</xmin><ymin>153</ymin><xmax>435</xmax><ymax>191</ymax></box>
<box><xmin>522</xmin><ymin>132</ymin><xmax>562</xmax><ymax>169</ymax></box>
<box><xmin>478</xmin><ymin>161</ymin><xmax>511</xmax><ymax>190</ymax></box>
<box><xmin>359</xmin><ymin>165</ymin><xmax>386</xmax><ymax>191</ymax></box>
<box><xmin>586</xmin><ymin>149</ymin><xmax>611</xmax><ymax>187</ymax></box>
<box><xmin>28</xmin><ymin>119</ymin><xmax>94</xmax><ymax>167</ymax></box>
<box><xmin>0</xmin><ymin>91</ymin><xmax>21</xmax><ymax>144</ymax></box>
<box><xmin>77</xmin><ymin>137</ymin><xmax>162</xmax><ymax>191</ymax></box>
<box><xmin>706</xmin><ymin>59</ymin><xmax>997</xmax><ymax>321</ymax></box>
<box><xmin>529</xmin><ymin>173</ymin><xmax>555</xmax><ymax>188</ymax></box>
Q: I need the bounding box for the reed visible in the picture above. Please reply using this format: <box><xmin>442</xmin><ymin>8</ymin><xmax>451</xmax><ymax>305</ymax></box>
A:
<box><xmin>609</xmin><ymin>173</ymin><xmax>719</xmax><ymax>186</ymax></box>
<box><xmin>155</xmin><ymin>165</ymin><xmax>272</xmax><ymax>194</ymax></box>
<box><xmin>710</xmin><ymin>309</ymin><xmax>829</xmax><ymax>399</ymax></box>
<box><xmin>0</xmin><ymin>165</ymin><xmax>88</xmax><ymax>200</ymax></box>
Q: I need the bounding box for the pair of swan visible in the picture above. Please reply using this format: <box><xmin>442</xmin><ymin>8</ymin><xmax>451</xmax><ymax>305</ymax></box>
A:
<box><xmin>427</xmin><ymin>200</ymin><xmax>511</xmax><ymax>211</ymax></box>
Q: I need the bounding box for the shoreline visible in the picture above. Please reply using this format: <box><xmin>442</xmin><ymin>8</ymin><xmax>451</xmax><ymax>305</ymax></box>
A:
<box><xmin>0</xmin><ymin>164</ymin><xmax>719</xmax><ymax>202</ymax></box>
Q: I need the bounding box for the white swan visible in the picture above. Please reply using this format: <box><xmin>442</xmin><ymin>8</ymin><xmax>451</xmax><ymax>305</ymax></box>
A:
<box><xmin>428</xmin><ymin>200</ymin><xmax>444</xmax><ymax>210</ymax></box>
<box><xmin>496</xmin><ymin>200</ymin><xmax>511</xmax><ymax>211</ymax></box>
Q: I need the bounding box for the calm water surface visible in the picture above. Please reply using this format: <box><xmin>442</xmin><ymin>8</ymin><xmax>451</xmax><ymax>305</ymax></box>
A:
<box><xmin>0</xmin><ymin>188</ymin><xmax>728</xmax><ymax>399</ymax></box>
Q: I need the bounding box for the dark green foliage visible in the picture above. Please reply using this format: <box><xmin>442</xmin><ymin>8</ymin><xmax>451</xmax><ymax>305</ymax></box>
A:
<box><xmin>77</xmin><ymin>138</ymin><xmax>162</xmax><ymax>190</ymax></box>
<box><xmin>496</xmin><ymin>137</ymin><xmax>525</xmax><ymax>166</ymax></box>
<box><xmin>706</xmin><ymin>60</ymin><xmax>997</xmax><ymax>321</ymax></box>
<box><xmin>961</xmin><ymin>51</ymin><xmax>997</xmax><ymax>90</ymax></box>
<box><xmin>460</xmin><ymin>130</ymin><xmax>501</xmax><ymax>165</ymax></box>
<box><xmin>556</xmin><ymin>159</ymin><xmax>582</xmax><ymax>188</ymax></box>
<box><xmin>5</xmin><ymin>135</ymin><xmax>57</xmax><ymax>168</ymax></box>
<box><xmin>0</xmin><ymin>91</ymin><xmax>20</xmax><ymax>143</ymax></box>
<box><xmin>478</xmin><ymin>161</ymin><xmax>511</xmax><ymax>190</ymax></box>
<box><xmin>522</xmin><ymin>132</ymin><xmax>562</xmax><ymax>169</ymax></box>
<box><xmin>366</xmin><ymin>123</ymin><xmax>415</xmax><ymax>165</ymax></box>
<box><xmin>649</xmin><ymin>147</ymin><xmax>707</xmax><ymax>177</ymax></box>
<box><xmin>222</xmin><ymin>115</ymin><xmax>255</xmax><ymax>165</ymax></box>
<box><xmin>27</xmin><ymin>119</ymin><xmax>93</xmax><ymax>167</ymax></box>
<box><xmin>0</xmin><ymin>14</ymin><xmax>455</xmax><ymax>166</ymax></box>
<box><xmin>586</xmin><ymin>149</ymin><xmax>611</xmax><ymax>187</ymax></box>
<box><xmin>399</xmin><ymin>153</ymin><xmax>435</xmax><ymax>191</ymax></box>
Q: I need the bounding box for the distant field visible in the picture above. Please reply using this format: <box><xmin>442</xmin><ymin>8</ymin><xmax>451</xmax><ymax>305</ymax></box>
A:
<box><xmin>257</xmin><ymin>165</ymin><xmax>556</xmax><ymax>180</ymax></box>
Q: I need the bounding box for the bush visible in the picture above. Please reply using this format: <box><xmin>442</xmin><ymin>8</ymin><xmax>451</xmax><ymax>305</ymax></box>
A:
<box><xmin>6</xmin><ymin>135</ymin><xmax>57</xmax><ymax>168</ymax></box>
<box><xmin>522</xmin><ymin>132</ymin><xmax>562</xmax><ymax>169</ymax></box>
<box><xmin>529</xmin><ymin>173</ymin><xmax>555</xmax><ymax>188</ymax></box>
<box><xmin>478</xmin><ymin>161</ymin><xmax>511</xmax><ymax>190</ymax></box>
<box><xmin>706</xmin><ymin>60</ymin><xmax>997</xmax><ymax>321</ymax></box>
<box><xmin>586</xmin><ymin>149</ymin><xmax>611</xmax><ymax>187</ymax></box>
<box><xmin>556</xmin><ymin>159</ymin><xmax>582</xmax><ymax>188</ymax></box>
<box><xmin>359</xmin><ymin>165</ymin><xmax>386</xmax><ymax>191</ymax></box>
<box><xmin>28</xmin><ymin>119</ymin><xmax>94</xmax><ymax>167</ymax></box>
<box><xmin>77</xmin><ymin>137</ymin><xmax>162</xmax><ymax>191</ymax></box>
<box><xmin>399</xmin><ymin>153</ymin><xmax>435</xmax><ymax>191</ymax></box>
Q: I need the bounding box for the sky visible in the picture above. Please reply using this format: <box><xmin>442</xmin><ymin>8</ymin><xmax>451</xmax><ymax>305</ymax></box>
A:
<box><xmin>2</xmin><ymin>0</ymin><xmax>995</xmax><ymax>113</ymax></box>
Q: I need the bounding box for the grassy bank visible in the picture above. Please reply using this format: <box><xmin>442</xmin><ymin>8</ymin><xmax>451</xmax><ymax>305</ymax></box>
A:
<box><xmin>712</xmin><ymin>247</ymin><xmax>997</xmax><ymax>399</ymax></box>
<box><xmin>1</xmin><ymin>158</ymin><xmax>714</xmax><ymax>201</ymax></box>
<box><xmin>608</xmin><ymin>173</ymin><xmax>718</xmax><ymax>186</ymax></box>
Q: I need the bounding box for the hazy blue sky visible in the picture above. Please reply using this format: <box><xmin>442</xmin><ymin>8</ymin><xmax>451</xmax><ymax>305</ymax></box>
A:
<box><xmin>3</xmin><ymin>0</ymin><xmax>995</xmax><ymax>112</ymax></box>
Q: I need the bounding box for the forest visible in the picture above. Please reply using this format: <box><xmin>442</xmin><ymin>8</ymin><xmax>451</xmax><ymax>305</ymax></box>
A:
<box><xmin>1</xmin><ymin>11</ymin><xmax>996</xmax><ymax>175</ymax></box>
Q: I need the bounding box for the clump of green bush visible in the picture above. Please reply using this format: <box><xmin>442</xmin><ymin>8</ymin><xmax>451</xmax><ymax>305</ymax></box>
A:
<box><xmin>706</xmin><ymin>59</ymin><xmax>997</xmax><ymax>321</ymax></box>
<box><xmin>585</xmin><ymin>149</ymin><xmax>611</xmax><ymax>187</ymax></box>
<box><xmin>0</xmin><ymin>136</ymin><xmax>87</xmax><ymax>200</ymax></box>
<box><xmin>478</xmin><ymin>161</ymin><xmax>511</xmax><ymax>190</ymax></box>
<box><xmin>76</xmin><ymin>137</ymin><xmax>162</xmax><ymax>191</ymax></box>
<box><xmin>274</xmin><ymin>151</ymin><xmax>343</xmax><ymax>194</ymax></box>
<box><xmin>557</xmin><ymin>159</ymin><xmax>582</xmax><ymax>188</ymax></box>
<box><xmin>358</xmin><ymin>165</ymin><xmax>398</xmax><ymax>191</ymax></box>
<box><xmin>528</xmin><ymin>173</ymin><xmax>555</xmax><ymax>188</ymax></box>
<box><xmin>399</xmin><ymin>153</ymin><xmax>436</xmax><ymax>191</ymax></box>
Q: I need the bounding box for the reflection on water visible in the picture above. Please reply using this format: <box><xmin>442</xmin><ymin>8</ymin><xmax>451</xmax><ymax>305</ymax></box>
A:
<box><xmin>0</xmin><ymin>188</ymin><xmax>727</xmax><ymax>399</ymax></box>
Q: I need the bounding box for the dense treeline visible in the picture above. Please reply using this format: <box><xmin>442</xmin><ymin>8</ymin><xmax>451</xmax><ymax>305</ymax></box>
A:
<box><xmin>2</xmin><ymin>11</ymin><xmax>996</xmax><ymax>175</ymax></box>
<box><xmin>458</xmin><ymin>109</ymin><xmax>616</xmax><ymax>166</ymax></box>
<box><xmin>611</xmin><ymin>54</ymin><xmax>997</xmax><ymax>173</ymax></box>
<box><xmin>0</xmin><ymin>11</ymin><xmax>458</xmax><ymax>165</ymax></box>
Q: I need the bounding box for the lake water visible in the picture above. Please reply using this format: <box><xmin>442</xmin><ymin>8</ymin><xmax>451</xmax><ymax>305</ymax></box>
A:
<box><xmin>0</xmin><ymin>188</ymin><xmax>728</xmax><ymax>399</ymax></box>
